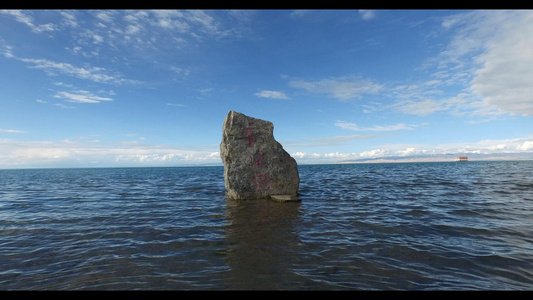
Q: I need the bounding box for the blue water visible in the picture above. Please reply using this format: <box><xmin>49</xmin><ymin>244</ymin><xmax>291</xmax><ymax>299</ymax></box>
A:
<box><xmin>1</xmin><ymin>161</ymin><xmax>533</xmax><ymax>290</ymax></box>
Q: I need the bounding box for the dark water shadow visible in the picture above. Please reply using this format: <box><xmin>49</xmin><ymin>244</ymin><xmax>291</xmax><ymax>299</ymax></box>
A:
<box><xmin>220</xmin><ymin>197</ymin><xmax>315</xmax><ymax>289</ymax></box>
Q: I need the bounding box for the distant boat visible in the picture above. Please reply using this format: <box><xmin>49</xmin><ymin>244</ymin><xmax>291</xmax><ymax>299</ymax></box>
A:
<box><xmin>455</xmin><ymin>156</ymin><xmax>468</xmax><ymax>162</ymax></box>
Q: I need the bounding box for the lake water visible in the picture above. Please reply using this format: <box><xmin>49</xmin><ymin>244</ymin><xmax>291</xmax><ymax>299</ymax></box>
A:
<box><xmin>1</xmin><ymin>161</ymin><xmax>533</xmax><ymax>290</ymax></box>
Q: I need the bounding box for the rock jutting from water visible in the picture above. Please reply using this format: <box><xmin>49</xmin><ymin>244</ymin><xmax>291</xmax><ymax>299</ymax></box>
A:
<box><xmin>220</xmin><ymin>110</ymin><xmax>300</xmax><ymax>201</ymax></box>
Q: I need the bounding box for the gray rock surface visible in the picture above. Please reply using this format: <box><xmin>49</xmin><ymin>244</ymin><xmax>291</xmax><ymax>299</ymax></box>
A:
<box><xmin>220</xmin><ymin>111</ymin><xmax>300</xmax><ymax>201</ymax></box>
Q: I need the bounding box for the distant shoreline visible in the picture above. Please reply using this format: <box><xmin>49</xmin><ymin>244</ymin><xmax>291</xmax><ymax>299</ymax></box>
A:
<box><xmin>2</xmin><ymin>158</ymin><xmax>533</xmax><ymax>171</ymax></box>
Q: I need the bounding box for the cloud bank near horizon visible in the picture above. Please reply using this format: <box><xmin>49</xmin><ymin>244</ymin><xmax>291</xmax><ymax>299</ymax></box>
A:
<box><xmin>1</xmin><ymin>135</ymin><xmax>533</xmax><ymax>169</ymax></box>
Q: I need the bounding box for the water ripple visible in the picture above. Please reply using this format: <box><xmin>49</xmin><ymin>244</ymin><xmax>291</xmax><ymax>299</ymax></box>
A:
<box><xmin>1</xmin><ymin>162</ymin><xmax>533</xmax><ymax>289</ymax></box>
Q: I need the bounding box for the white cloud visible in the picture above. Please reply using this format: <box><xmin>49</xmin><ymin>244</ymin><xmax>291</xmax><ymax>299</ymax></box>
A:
<box><xmin>59</xmin><ymin>11</ymin><xmax>78</xmax><ymax>28</ymax></box>
<box><xmin>289</xmin><ymin>10</ymin><xmax>311</xmax><ymax>18</ymax></box>
<box><xmin>391</xmin><ymin>137</ymin><xmax>533</xmax><ymax>157</ymax></box>
<box><xmin>167</xmin><ymin>103</ymin><xmax>185</xmax><ymax>107</ymax></box>
<box><xmin>1</xmin><ymin>10</ymin><xmax>248</xmax><ymax>84</ymax></box>
<box><xmin>54</xmin><ymin>90</ymin><xmax>113</xmax><ymax>103</ymax></box>
<box><xmin>92</xmin><ymin>34</ymin><xmax>104</xmax><ymax>44</ymax></box>
<box><xmin>289</xmin><ymin>135</ymin><xmax>533</xmax><ymax>165</ymax></box>
<box><xmin>151</xmin><ymin>10</ymin><xmax>193</xmax><ymax>31</ymax></box>
<box><xmin>0</xmin><ymin>43</ymin><xmax>14</xmax><ymax>58</ymax></box>
<box><xmin>288</xmin><ymin>75</ymin><xmax>383</xmax><ymax>101</ymax></box>
<box><xmin>291</xmin><ymin>151</ymin><xmax>307</xmax><ymax>159</ymax></box>
<box><xmin>359</xmin><ymin>148</ymin><xmax>389</xmax><ymax>159</ymax></box>
<box><xmin>7</xmin><ymin>135</ymin><xmax>481</xmax><ymax>168</ymax></box>
<box><xmin>0</xmin><ymin>10</ymin><xmax>55</xmax><ymax>33</ymax></box>
<box><xmin>470</xmin><ymin>24</ymin><xmax>533</xmax><ymax>116</ymax></box>
<box><xmin>388</xmin><ymin>98</ymin><xmax>446</xmax><ymax>116</ymax></box>
<box><xmin>381</xmin><ymin>11</ymin><xmax>533</xmax><ymax>119</ymax></box>
<box><xmin>143</xmin><ymin>10</ymin><xmax>246</xmax><ymax>41</ymax></box>
<box><xmin>0</xmin><ymin>139</ymin><xmax>222</xmax><ymax>168</ymax></box>
<box><xmin>396</xmin><ymin>147</ymin><xmax>428</xmax><ymax>156</ymax></box>
<box><xmin>0</xmin><ymin>129</ymin><xmax>26</xmax><ymax>133</ymax></box>
<box><xmin>359</xmin><ymin>10</ymin><xmax>376</xmax><ymax>21</ymax></box>
<box><xmin>308</xmin><ymin>134</ymin><xmax>377</xmax><ymax>143</ymax></box>
<box><xmin>442</xmin><ymin>10</ymin><xmax>533</xmax><ymax>116</ymax></box>
<box><xmin>282</xmin><ymin>134</ymin><xmax>377</xmax><ymax>149</ymax></box>
<box><xmin>517</xmin><ymin>141</ymin><xmax>533</xmax><ymax>151</ymax></box>
<box><xmin>335</xmin><ymin>121</ymin><xmax>415</xmax><ymax>131</ymax></box>
<box><xmin>95</xmin><ymin>11</ymin><xmax>116</xmax><ymax>23</ymax></box>
<box><xmin>254</xmin><ymin>90</ymin><xmax>291</xmax><ymax>100</ymax></box>
<box><xmin>17</xmin><ymin>57</ymin><xmax>138</xmax><ymax>85</ymax></box>
<box><xmin>288</xmin><ymin>149</ymin><xmax>388</xmax><ymax>163</ymax></box>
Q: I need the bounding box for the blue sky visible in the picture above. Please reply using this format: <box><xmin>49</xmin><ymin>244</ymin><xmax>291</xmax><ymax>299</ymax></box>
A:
<box><xmin>1</xmin><ymin>9</ymin><xmax>533</xmax><ymax>168</ymax></box>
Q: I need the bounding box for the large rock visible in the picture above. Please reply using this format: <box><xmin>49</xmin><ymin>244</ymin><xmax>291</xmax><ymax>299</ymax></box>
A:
<box><xmin>220</xmin><ymin>111</ymin><xmax>300</xmax><ymax>201</ymax></box>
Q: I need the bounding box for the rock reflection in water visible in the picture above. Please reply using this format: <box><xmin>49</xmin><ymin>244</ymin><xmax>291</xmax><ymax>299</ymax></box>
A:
<box><xmin>222</xmin><ymin>198</ymin><xmax>307</xmax><ymax>289</ymax></box>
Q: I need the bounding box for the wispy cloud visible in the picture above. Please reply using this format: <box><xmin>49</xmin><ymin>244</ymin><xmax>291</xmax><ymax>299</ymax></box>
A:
<box><xmin>36</xmin><ymin>98</ymin><xmax>76</xmax><ymax>109</ymax></box>
<box><xmin>387</xmin><ymin>98</ymin><xmax>447</xmax><ymax>116</ymax></box>
<box><xmin>167</xmin><ymin>103</ymin><xmax>185</xmax><ymax>107</ymax></box>
<box><xmin>75</xmin><ymin>10</ymin><xmax>248</xmax><ymax>51</ymax></box>
<box><xmin>2</xmin><ymin>10</ymin><xmax>240</xmax><ymax>42</ymax></box>
<box><xmin>0</xmin><ymin>129</ymin><xmax>26</xmax><ymax>133</ymax></box>
<box><xmin>1</xmin><ymin>10</ymin><xmax>250</xmax><ymax>83</ymax></box>
<box><xmin>358</xmin><ymin>10</ymin><xmax>376</xmax><ymax>21</ymax></box>
<box><xmin>0</xmin><ymin>42</ymin><xmax>14</xmax><ymax>58</ymax></box>
<box><xmin>288</xmin><ymin>75</ymin><xmax>383</xmax><ymax>101</ymax></box>
<box><xmin>282</xmin><ymin>134</ymin><xmax>378</xmax><ymax>150</ymax></box>
<box><xmin>335</xmin><ymin>121</ymin><xmax>416</xmax><ymax>132</ymax></box>
<box><xmin>254</xmin><ymin>90</ymin><xmax>291</xmax><ymax>100</ymax></box>
<box><xmin>0</xmin><ymin>10</ymin><xmax>55</xmax><ymax>33</ymax></box>
<box><xmin>309</xmin><ymin>135</ymin><xmax>377</xmax><ymax>143</ymax></box>
<box><xmin>54</xmin><ymin>90</ymin><xmax>113</xmax><ymax>104</ymax></box>
<box><xmin>17</xmin><ymin>57</ymin><xmax>138</xmax><ymax>85</ymax></box>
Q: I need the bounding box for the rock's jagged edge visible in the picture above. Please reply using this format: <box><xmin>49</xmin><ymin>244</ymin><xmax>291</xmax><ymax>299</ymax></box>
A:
<box><xmin>220</xmin><ymin>110</ymin><xmax>300</xmax><ymax>201</ymax></box>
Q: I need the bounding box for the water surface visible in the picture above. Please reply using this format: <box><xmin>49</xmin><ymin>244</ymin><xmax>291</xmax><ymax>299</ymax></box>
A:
<box><xmin>1</xmin><ymin>162</ymin><xmax>532</xmax><ymax>290</ymax></box>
